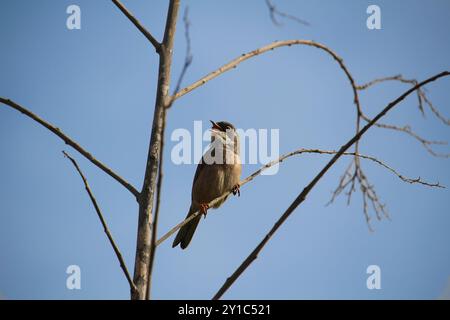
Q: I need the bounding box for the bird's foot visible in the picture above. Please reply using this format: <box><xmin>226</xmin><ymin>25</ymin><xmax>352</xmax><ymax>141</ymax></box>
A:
<box><xmin>232</xmin><ymin>184</ymin><xmax>241</xmax><ymax>197</ymax></box>
<box><xmin>200</xmin><ymin>203</ymin><xmax>210</xmax><ymax>219</ymax></box>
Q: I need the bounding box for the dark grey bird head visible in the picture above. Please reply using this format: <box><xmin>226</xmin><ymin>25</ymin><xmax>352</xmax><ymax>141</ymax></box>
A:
<box><xmin>209</xmin><ymin>120</ymin><xmax>240</xmax><ymax>155</ymax></box>
<box><xmin>210</xmin><ymin>120</ymin><xmax>236</xmax><ymax>132</ymax></box>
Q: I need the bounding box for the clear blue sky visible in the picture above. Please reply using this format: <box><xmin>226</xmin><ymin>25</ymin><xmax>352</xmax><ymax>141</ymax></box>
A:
<box><xmin>0</xmin><ymin>0</ymin><xmax>449</xmax><ymax>299</ymax></box>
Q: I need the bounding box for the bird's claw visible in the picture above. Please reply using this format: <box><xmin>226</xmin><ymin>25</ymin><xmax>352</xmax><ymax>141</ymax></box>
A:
<box><xmin>200</xmin><ymin>203</ymin><xmax>209</xmax><ymax>219</ymax></box>
<box><xmin>232</xmin><ymin>184</ymin><xmax>241</xmax><ymax>197</ymax></box>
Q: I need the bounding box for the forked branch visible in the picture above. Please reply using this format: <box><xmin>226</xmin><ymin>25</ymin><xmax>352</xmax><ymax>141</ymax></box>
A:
<box><xmin>63</xmin><ymin>151</ymin><xmax>137</xmax><ymax>293</ymax></box>
<box><xmin>131</xmin><ymin>0</ymin><xmax>180</xmax><ymax>300</ymax></box>
<box><xmin>212</xmin><ymin>71</ymin><xmax>450</xmax><ymax>300</ymax></box>
<box><xmin>265</xmin><ymin>0</ymin><xmax>310</xmax><ymax>26</ymax></box>
<box><xmin>0</xmin><ymin>98</ymin><xmax>140</xmax><ymax>199</ymax></box>
<box><xmin>356</xmin><ymin>74</ymin><xmax>450</xmax><ymax>157</ymax></box>
<box><xmin>330</xmin><ymin>72</ymin><xmax>450</xmax><ymax>226</ymax></box>
<box><xmin>112</xmin><ymin>0</ymin><xmax>161</xmax><ymax>52</ymax></box>
<box><xmin>146</xmin><ymin>5</ymin><xmax>192</xmax><ymax>299</ymax></box>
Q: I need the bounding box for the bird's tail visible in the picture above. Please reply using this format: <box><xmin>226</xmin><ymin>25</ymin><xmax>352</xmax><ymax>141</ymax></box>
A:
<box><xmin>172</xmin><ymin>205</ymin><xmax>201</xmax><ymax>249</ymax></box>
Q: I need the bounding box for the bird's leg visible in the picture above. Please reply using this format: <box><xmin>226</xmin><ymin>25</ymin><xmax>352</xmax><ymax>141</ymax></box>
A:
<box><xmin>200</xmin><ymin>203</ymin><xmax>210</xmax><ymax>219</ymax></box>
<box><xmin>232</xmin><ymin>184</ymin><xmax>241</xmax><ymax>197</ymax></box>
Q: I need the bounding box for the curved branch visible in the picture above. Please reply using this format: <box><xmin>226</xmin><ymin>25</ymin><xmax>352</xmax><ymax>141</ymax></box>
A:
<box><xmin>212</xmin><ymin>71</ymin><xmax>450</xmax><ymax>300</ymax></box>
<box><xmin>111</xmin><ymin>0</ymin><xmax>161</xmax><ymax>52</ymax></box>
<box><xmin>63</xmin><ymin>151</ymin><xmax>137</xmax><ymax>294</ymax></box>
<box><xmin>0</xmin><ymin>97</ymin><xmax>140</xmax><ymax>199</ymax></box>
<box><xmin>156</xmin><ymin>146</ymin><xmax>443</xmax><ymax>247</ymax></box>
<box><xmin>172</xmin><ymin>39</ymin><xmax>361</xmax><ymax>116</ymax></box>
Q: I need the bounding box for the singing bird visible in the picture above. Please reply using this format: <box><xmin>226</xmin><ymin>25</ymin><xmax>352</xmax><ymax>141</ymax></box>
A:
<box><xmin>172</xmin><ymin>120</ymin><xmax>242</xmax><ymax>249</ymax></box>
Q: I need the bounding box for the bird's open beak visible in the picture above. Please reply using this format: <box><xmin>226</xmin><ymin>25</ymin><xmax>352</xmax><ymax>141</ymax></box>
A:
<box><xmin>210</xmin><ymin>120</ymin><xmax>222</xmax><ymax>132</ymax></box>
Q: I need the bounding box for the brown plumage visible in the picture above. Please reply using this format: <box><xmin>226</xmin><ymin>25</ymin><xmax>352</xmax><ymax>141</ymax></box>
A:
<box><xmin>172</xmin><ymin>121</ymin><xmax>242</xmax><ymax>249</ymax></box>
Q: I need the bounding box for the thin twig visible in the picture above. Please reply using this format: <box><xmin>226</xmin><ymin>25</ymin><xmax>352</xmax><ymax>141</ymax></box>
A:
<box><xmin>356</xmin><ymin>74</ymin><xmax>424</xmax><ymax>115</ymax></box>
<box><xmin>156</xmin><ymin>146</ymin><xmax>443</xmax><ymax>247</ymax></box>
<box><xmin>310</xmin><ymin>150</ymin><xmax>443</xmax><ymax>187</ymax></box>
<box><xmin>364</xmin><ymin>119</ymin><xmax>450</xmax><ymax>158</ymax></box>
<box><xmin>169</xmin><ymin>7</ymin><xmax>193</xmax><ymax>101</ymax></box>
<box><xmin>421</xmin><ymin>90</ymin><xmax>450</xmax><ymax>125</ymax></box>
<box><xmin>111</xmin><ymin>0</ymin><xmax>161</xmax><ymax>52</ymax></box>
<box><xmin>265</xmin><ymin>0</ymin><xmax>310</xmax><ymax>26</ymax></box>
<box><xmin>0</xmin><ymin>97</ymin><xmax>140</xmax><ymax>199</ymax></box>
<box><xmin>330</xmin><ymin>72</ymin><xmax>450</xmax><ymax>222</ymax></box>
<box><xmin>212</xmin><ymin>71</ymin><xmax>450</xmax><ymax>300</ymax></box>
<box><xmin>356</xmin><ymin>74</ymin><xmax>412</xmax><ymax>90</ymax></box>
<box><xmin>356</xmin><ymin>74</ymin><xmax>450</xmax><ymax>149</ymax></box>
<box><xmin>62</xmin><ymin>151</ymin><xmax>137</xmax><ymax>294</ymax></box>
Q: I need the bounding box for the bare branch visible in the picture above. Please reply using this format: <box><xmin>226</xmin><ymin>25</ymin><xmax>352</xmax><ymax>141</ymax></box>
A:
<box><xmin>421</xmin><ymin>90</ymin><xmax>450</xmax><ymax>125</ymax></box>
<box><xmin>364</xmin><ymin>119</ymin><xmax>450</xmax><ymax>158</ymax></box>
<box><xmin>357</xmin><ymin>75</ymin><xmax>422</xmax><ymax>117</ymax></box>
<box><xmin>356</xmin><ymin>74</ymin><xmax>414</xmax><ymax>90</ymax></box>
<box><xmin>172</xmin><ymin>40</ymin><xmax>361</xmax><ymax>113</ymax></box>
<box><xmin>62</xmin><ymin>151</ymin><xmax>137</xmax><ymax>294</ymax></box>
<box><xmin>357</xmin><ymin>74</ymin><xmax>450</xmax><ymax>137</ymax></box>
<box><xmin>0</xmin><ymin>97</ymin><xmax>140</xmax><ymax>199</ymax></box>
<box><xmin>327</xmin><ymin>161</ymin><xmax>354</xmax><ymax>206</ymax></box>
<box><xmin>111</xmin><ymin>0</ymin><xmax>161</xmax><ymax>52</ymax></box>
<box><xmin>145</xmin><ymin>111</ymin><xmax>167</xmax><ymax>300</ymax></box>
<box><xmin>132</xmin><ymin>0</ymin><xmax>180</xmax><ymax>300</ymax></box>
<box><xmin>328</xmin><ymin>159</ymin><xmax>389</xmax><ymax>229</ymax></box>
<box><xmin>265</xmin><ymin>0</ymin><xmax>310</xmax><ymax>26</ymax></box>
<box><xmin>144</xmin><ymin>8</ymin><xmax>191</xmax><ymax>293</ymax></box>
<box><xmin>310</xmin><ymin>150</ymin><xmax>443</xmax><ymax>188</ymax></box>
<box><xmin>156</xmin><ymin>147</ymin><xmax>443</xmax><ymax>247</ymax></box>
<box><xmin>167</xmin><ymin>7</ymin><xmax>193</xmax><ymax>107</ymax></box>
<box><xmin>212</xmin><ymin>71</ymin><xmax>450</xmax><ymax>300</ymax></box>
<box><xmin>330</xmin><ymin>73</ymin><xmax>450</xmax><ymax>222</ymax></box>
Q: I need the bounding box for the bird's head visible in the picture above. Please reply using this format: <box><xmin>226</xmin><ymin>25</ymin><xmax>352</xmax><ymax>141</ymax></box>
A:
<box><xmin>210</xmin><ymin>120</ymin><xmax>238</xmax><ymax>143</ymax></box>
<box><xmin>209</xmin><ymin>120</ymin><xmax>240</xmax><ymax>161</ymax></box>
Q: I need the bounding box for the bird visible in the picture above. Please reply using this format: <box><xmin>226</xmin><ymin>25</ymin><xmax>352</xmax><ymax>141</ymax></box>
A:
<box><xmin>172</xmin><ymin>120</ymin><xmax>242</xmax><ymax>249</ymax></box>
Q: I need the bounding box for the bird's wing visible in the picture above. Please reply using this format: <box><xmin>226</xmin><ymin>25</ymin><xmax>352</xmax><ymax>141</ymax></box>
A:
<box><xmin>192</xmin><ymin>157</ymin><xmax>206</xmax><ymax>188</ymax></box>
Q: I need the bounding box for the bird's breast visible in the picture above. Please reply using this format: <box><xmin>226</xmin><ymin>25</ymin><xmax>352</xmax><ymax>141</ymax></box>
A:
<box><xmin>192</xmin><ymin>161</ymin><xmax>241</xmax><ymax>208</ymax></box>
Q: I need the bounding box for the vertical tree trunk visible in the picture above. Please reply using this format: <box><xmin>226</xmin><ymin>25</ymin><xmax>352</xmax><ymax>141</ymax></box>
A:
<box><xmin>131</xmin><ymin>0</ymin><xmax>180</xmax><ymax>300</ymax></box>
